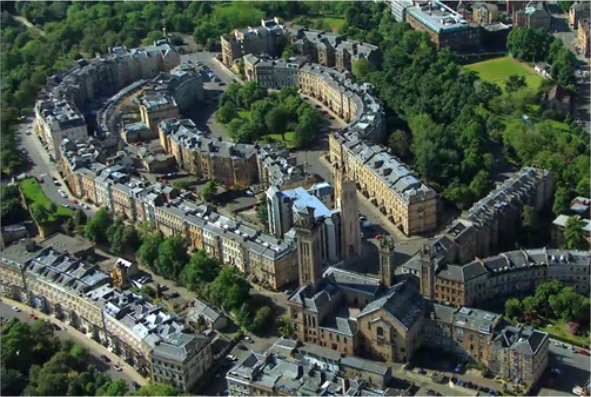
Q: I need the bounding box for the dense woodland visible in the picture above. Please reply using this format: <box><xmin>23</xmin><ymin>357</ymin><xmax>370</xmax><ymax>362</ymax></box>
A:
<box><xmin>0</xmin><ymin>1</ymin><xmax>587</xmax><ymax>212</ymax></box>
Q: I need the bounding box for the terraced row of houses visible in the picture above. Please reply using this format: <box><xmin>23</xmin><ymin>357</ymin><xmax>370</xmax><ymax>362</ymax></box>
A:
<box><xmin>0</xmin><ymin>235</ymin><xmax>212</xmax><ymax>392</ymax></box>
<box><xmin>34</xmin><ymin>41</ymin><xmax>181</xmax><ymax>159</ymax></box>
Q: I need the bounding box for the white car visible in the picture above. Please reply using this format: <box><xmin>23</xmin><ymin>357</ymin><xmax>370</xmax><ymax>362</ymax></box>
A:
<box><xmin>573</xmin><ymin>386</ymin><xmax>584</xmax><ymax>396</ymax></box>
<box><xmin>11</xmin><ymin>306</ymin><xmax>20</xmax><ymax>312</ymax></box>
<box><xmin>226</xmin><ymin>354</ymin><xmax>237</xmax><ymax>361</ymax></box>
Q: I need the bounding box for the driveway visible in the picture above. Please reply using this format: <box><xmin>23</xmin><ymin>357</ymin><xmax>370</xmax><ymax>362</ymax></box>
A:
<box><xmin>1</xmin><ymin>299</ymin><xmax>147</xmax><ymax>386</ymax></box>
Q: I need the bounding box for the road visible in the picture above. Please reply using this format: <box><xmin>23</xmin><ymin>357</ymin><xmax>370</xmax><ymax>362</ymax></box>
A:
<box><xmin>16</xmin><ymin>119</ymin><xmax>97</xmax><ymax>219</ymax></box>
<box><xmin>537</xmin><ymin>340</ymin><xmax>591</xmax><ymax>396</ymax></box>
<box><xmin>0</xmin><ymin>299</ymin><xmax>147</xmax><ymax>387</ymax></box>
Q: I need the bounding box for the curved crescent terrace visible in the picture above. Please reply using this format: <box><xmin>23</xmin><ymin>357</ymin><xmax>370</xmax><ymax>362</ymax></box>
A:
<box><xmin>243</xmin><ymin>53</ymin><xmax>438</xmax><ymax>236</ymax></box>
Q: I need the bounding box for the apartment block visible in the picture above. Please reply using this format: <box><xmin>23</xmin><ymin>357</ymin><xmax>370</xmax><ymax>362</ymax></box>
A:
<box><xmin>579</xmin><ymin>18</ymin><xmax>591</xmax><ymax>58</ymax></box>
<box><xmin>473</xmin><ymin>3</ymin><xmax>498</xmax><ymax>25</ymax></box>
<box><xmin>0</xmin><ymin>240</ymin><xmax>213</xmax><ymax>392</ymax></box>
<box><xmin>425</xmin><ymin>305</ymin><xmax>549</xmax><ymax>386</ymax></box>
<box><xmin>330</xmin><ymin>132</ymin><xmax>437</xmax><ymax>236</ymax></box>
<box><xmin>256</xmin><ymin>143</ymin><xmax>315</xmax><ymax>191</ymax></box>
<box><xmin>440</xmin><ymin>167</ymin><xmax>553</xmax><ymax>263</ymax></box>
<box><xmin>226</xmin><ymin>338</ymin><xmax>392</xmax><ymax>396</ymax></box>
<box><xmin>513</xmin><ymin>3</ymin><xmax>552</xmax><ymax>30</ymax></box>
<box><xmin>139</xmin><ymin>93</ymin><xmax>181</xmax><ymax>136</ymax></box>
<box><xmin>221</xmin><ymin>18</ymin><xmax>288</xmax><ymax>67</ymax></box>
<box><xmin>390</xmin><ymin>1</ymin><xmax>481</xmax><ymax>52</ymax></box>
<box><xmin>159</xmin><ymin>118</ymin><xmax>259</xmax><ymax>187</ymax></box>
<box><xmin>35</xmin><ymin>42</ymin><xmax>180</xmax><ymax>154</ymax></box>
<box><xmin>402</xmin><ymin>246</ymin><xmax>590</xmax><ymax>307</ymax></box>
<box><xmin>570</xmin><ymin>3</ymin><xmax>590</xmax><ymax>29</ymax></box>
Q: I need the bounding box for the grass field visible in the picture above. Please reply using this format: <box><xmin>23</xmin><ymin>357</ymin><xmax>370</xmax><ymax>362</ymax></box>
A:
<box><xmin>263</xmin><ymin>132</ymin><xmax>297</xmax><ymax>149</ymax></box>
<box><xmin>465</xmin><ymin>56</ymin><xmax>544</xmax><ymax>91</ymax></box>
<box><xmin>20</xmin><ymin>178</ymin><xmax>72</xmax><ymax>221</ymax></box>
<box><xmin>540</xmin><ymin>319</ymin><xmax>590</xmax><ymax>348</ymax></box>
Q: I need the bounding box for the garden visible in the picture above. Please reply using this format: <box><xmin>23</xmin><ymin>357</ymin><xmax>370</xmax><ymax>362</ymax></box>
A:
<box><xmin>19</xmin><ymin>178</ymin><xmax>72</xmax><ymax>224</ymax></box>
<box><xmin>464</xmin><ymin>56</ymin><xmax>543</xmax><ymax>91</ymax></box>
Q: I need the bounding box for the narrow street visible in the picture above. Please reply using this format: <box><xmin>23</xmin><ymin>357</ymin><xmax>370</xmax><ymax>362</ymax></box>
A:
<box><xmin>1</xmin><ymin>299</ymin><xmax>148</xmax><ymax>387</ymax></box>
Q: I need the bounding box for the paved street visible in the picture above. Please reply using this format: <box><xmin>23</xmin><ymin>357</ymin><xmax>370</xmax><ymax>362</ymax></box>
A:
<box><xmin>0</xmin><ymin>299</ymin><xmax>147</xmax><ymax>387</ymax></box>
<box><xmin>536</xmin><ymin>340</ymin><xmax>591</xmax><ymax>396</ymax></box>
<box><xmin>15</xmin><ymin>118</ymin><xmax>97</xmax><ymax>218</ymax></box>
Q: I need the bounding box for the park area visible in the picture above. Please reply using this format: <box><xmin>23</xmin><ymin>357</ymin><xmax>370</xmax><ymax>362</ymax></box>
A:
<box><xmin>20</xmin><ymin>178</ymin><xmax>72</xmax><ymax>222</ymax></box>
<box><xmin>465</xmin><ymin>56</ymin><xmax>544</xmax><ymax>91</ymax></box>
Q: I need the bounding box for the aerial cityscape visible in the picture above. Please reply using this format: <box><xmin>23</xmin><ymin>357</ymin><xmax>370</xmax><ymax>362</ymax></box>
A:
<box><xmin>0</xmin><ymin>1</ymin><xmax>589</xmax><ymax>397</ymax></box>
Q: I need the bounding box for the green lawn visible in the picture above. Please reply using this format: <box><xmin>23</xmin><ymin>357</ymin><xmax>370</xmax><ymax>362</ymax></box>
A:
<box><xmin>320</xmin><ymin>17</ymin><xmax>345</xmax><ymax>31</ymax></box>
<box><xmin>263</xmin><ymin>131</ymin><xmax>297</xmax><ymax>149</ymax></box>
<box><xmin>465</xmin><ymin>56</ymin><xmax>544</xmax><ymax>91</ymax></box>
<box><xmin>20</xmin><ymin>178</ymin><xmax>72</xmax><ymax>221</ymax></box>
<box><xmin>540</xmin><ymin>319</ymin><xmax>590</xmax><ymax>348</ymax></box>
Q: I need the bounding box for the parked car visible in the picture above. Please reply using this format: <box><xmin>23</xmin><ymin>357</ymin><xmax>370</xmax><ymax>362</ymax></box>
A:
<box><xmin>454</xmin><ymin>363</ymin><xmax>464</xmax><ymax>373</ymax></box>
<box><xmin>11</xmin><ymin>306</ymin><xmax>20</xmax><ymax>312</ymax></box>
<box><xmin>577</xmin><ymin>348</ymin><xmax>590</xmax><ymax>356</ymax></box>
<box><xmin>100</xmin><ymin>355</ymin><xmax>111</xmax><ymax>363</ymax></box>
<box><xmin>237</xmin><ymin>344</ymin><xmax>248</xmax><ymax>351</ymax></box>
<box><xmin>113</xmin><ymin>364</ymin><xmax>122</xmax><ymax>372</ymax></box>
<box><xmin>131</xmin><ymin>382</ymin><xmax>140</xmax><ymax>391</ymax></box>
<box><xmin>554</xmin><ymin>342</ymin><xmax>565</xmax><ymax>348</ymax></box>
<box><xmin>169</xmin><ymin>292</ymin><xmax>180</xmax><ymax>299</ymax></box>
<box><xmin>284</xmin><ymin>289</ymin><xmax>294</xmax><ymax>295</ymax></box>
<box><xmin>30</xmin><ymin>313</ymin><xmax>38</xmax><ymax>320</ymax></box>
<box><xmin>226</xmin><ymin>354</ymin><xmax>237</xmax><ymax>361</ymax></box>
<box><xmin>551</xmin><ymin>367</ymin><xmax>561</xmax><ymax>375</ymax></box>
<box><xmin>416</xmin><ymin>368</ymin><xmax>426</xmax><ymax>375</ymax></box>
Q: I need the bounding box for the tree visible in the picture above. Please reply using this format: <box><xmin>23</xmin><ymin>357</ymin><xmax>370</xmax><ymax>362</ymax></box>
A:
<box><xmin>206</xmin><ymin>267</ymin><xmax>250</xmax><ymax>310</ymax></box>
<box><xmin>468</xmin><ymin>169</ymin><xmax>493</xmax><ymax>199</ymax></box>
<box><xmin>533</xmin><ymin>279</ymin><xmax>564</xmax><ymax>317</ymax></box>
<box><xmin>278</xmin><ymin>316</ymin><xmax>295</xmax><ymax>337</ymax></box>
<box><xmin>576</xmin><ymin>176</ymin><xmax>590</xmax><ymax>197</ymax></box>
<box><xmin>352</xmin><ymin>59</ymin><xmax>373</xmax><ymax>80</ymax></box>
<box><xmin>157</xmin><ymin>235</ymin><xmax>190</xmax><ymax>280</ymax></box>
<box><xmin>522</xmin><ymin>295</ymin><xmax>537</xmax><ymax>316</ymax></box>
<box><xmin>107</xmin><ymin>216</ymin><xmax>125</xmax><ymax>254</ymax></box>
<box><xmin>388</xmin><ymin>129</ymin><xmax>411</xmax><ymax>160</ymax></box>
<box><xmin>251</xmin><ymin>306</ymin><xmax>274</xmax><ymax>333</ymax></box>
<box><xmin>121</xmin><ymin>225</ymin><xmax>141</xmax><ymax>252</ymax></box>
<box><xmin>85</xmin><ymin>208</ymin><xmax>113</xmax><ymax>243</ymax></box>
<box><xmin>1</xmin><ymin>184</ymin><xmax>25</xmax><ymax>226</ymax></box>
<box><xmin>505</xmin><ymin>75</ymin><xmax>526</xmax><ymax>93</ymax></box>
<box><xmin>505</xmin><ymin>298</ymin><xmax>523</xmax><ymax>319</ymax></box>
<box><xmin>203</xmin><ymin>180</ymin><xmax>218</xmax><ymax>202</ymax></box>
<box><xmin>564</xmin><ymin>215</ymin><xmax>587</xmax><ymax>249</ymax></box>
<box><xmin>549</xmin><ymin>286</ymin><xmax>590</xmax><ymax>322</ymax></box>
<box><xmin>559</xmin><ymin>1</ymin><xmax>574</xmax><ymax>13</ymax></box>
<box><xmin>215</xmin><ymin>101</ymin><xmax>238</xmax><ymax>124</ymax></box>
<box><xmin>257</xmin><ymin>205</ymin><xmax>268</xmax><ymax>229</ymax></box>
<box><xmin>240</xmin><ymin>81</ymin><xmax>267</xmax><ymax>109</ymax></box>
<box><xmin>552</xmin><ymin>186</ymin><xmax>571</xmax><ymax>215</ymax></box>
<box><xmin>97</xmin><ymin>379</ymin><xmax>129</xmax><ymax>396</ymax></box>
<box><xmin>137</xmin><ymin>231</ymin><xmax>164</xmax><ymax>270</ymax></box>
<box><xmin>31</xmin><ymin>203</ymin><xmax>50</xmax><ymax>225</ymax></box>
<box><xmin>73</xmin><ymin>208</ymin><xmax>87</xmax><ymax>227</ymax></box>
<box><xmin>443</xmin><ymin>182</ymin><xmax>473</xmax><ymax>210</ymax></box>
<box><xmin>131</xmin><ymin>383</ymin><xmax>180</xmax><ymax>396</ymax></box>
<box><xmin>264</xmin><ymin>106</ymin><xmax>289</xmax><ymax>138</ymax></box>
<box><xmin>181</xmin><ymin>251</ymin><xmax>221</xmax><ymax>290</ymax></box>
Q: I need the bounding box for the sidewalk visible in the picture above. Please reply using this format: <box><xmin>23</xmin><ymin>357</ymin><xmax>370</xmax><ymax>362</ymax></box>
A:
<box><xmin>3</xmin><ymin>297</ymin><xmax>148</xmax><ymax>386</ymax></box>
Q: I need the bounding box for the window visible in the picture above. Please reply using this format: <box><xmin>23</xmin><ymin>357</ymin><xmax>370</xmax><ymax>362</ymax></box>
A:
<box><xmin>377</xmin><ymin>327</ymin><xmax>384</xmax><ymax>339</ymax></box>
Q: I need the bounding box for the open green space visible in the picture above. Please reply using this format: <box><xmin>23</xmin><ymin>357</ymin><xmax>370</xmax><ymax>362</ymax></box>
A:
<box><xmin>312</xmin><ymin>17</ymin><xmax>346</xmax><ymax>31</ymax></box>
<box><xmin>465</xmin><ymin>56</ymin><xmax>544</xmax><ymax>91</ymax></box>
<box><xmin>262</xmin><ymin>132</ymin><xmax>297</xmax><ymax>149</ymax></box>
<box><xmin>20</xmin><ymin>178</ymin><xmax>72</xmax><ymax>221</ymax></box>
<box><xmin>540</xmin><ymin>319</ymin><xmax>590</xmax><ymax>348</ymax></box>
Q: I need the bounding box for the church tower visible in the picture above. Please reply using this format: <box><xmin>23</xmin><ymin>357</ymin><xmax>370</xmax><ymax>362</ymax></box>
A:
<box><xmin>379</xmin><ymin>236</ymin><xmax>396</xmax><ymax>287</ymax></box>
<box><xmin>294</xmin><ymin>206</ymin><xmax>324</xmax><ymax>287</ymax></box>
<box><xmin>335</xmin><ymin>166</ymin><xmax>361</xmax><ymax>259</ymax></box>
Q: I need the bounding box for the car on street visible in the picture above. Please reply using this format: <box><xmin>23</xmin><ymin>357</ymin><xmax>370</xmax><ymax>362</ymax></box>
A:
<box><xmin>52</xmin><ymin>324</ymin><xmax>61</xmax><ymax>331</ymax></box>
<box><xmin>244</xmin><ymin>336</ymin><xmax>253</xmax><ymax>343</ymax></box>
<box><xmin>237</xmin><ymin>344</ymin><xmax>248</xmax><ymax>351</ymax></box>
<box><xmin>100</xmin><ymin>355</ymin><xmax>111</xmax><ymax>363</ymax></box>
<box><xmin>58</xmin><ymin>189</ymin><xmax>67</xmax><ymax>198</ymax></box>
<box><xmin>131</xmin><ymin>382</ymin><xmax>140</xmax><ymax>391</ymax></box>
<box><xmin>169</xmin><ymin>292</ymin><xmax>180</xmax><ymax>299</ymax></box>
<box><xmin>159</xmin><ymin>284</ymin><xmax>169</xmax><ymax>292</ymax></box>
<box><xmin>578</xmin><ymin>348</ymin><xmax>590</xmax><ymax>356</ymax></box>
<box><xmin>569</xmin><ymin>345</ymin><xmax>577</xmax><ymax>353</ymax></box>
<box><xmin>61</xmin><ymin>204</ymin><xmax>70</xmax><ymax>209</ymax></box>
<box><xmin>551</xmin><ymin>367</ymin><xmax>561</xmax><ymax>375</ymax></box>
<box><xmin>554</xmin><ymin>342</ymin><xmax>565</xmax><ymax>348</ymax></box>
<box><xmin>11</xmin><ymin>306</ymin><xmax>21</xmax><ymax>312</ymax></box>
<box><xmin>113</xmin><ymin>364</ymin><xmax>122</xmax><ymax>372</ymax></box>
<box><xmin>416</xmin><ymin>368</ymin><xmax>427</xmax><ymax>375</ymax></box>
<box><xmin>226</xmin><ymin>354</ymin><xmax>237</xmax><ymax>361</ymax></box>
<box><xmin>284</xmin><ymin>289</ymin><xmax>294</xmax><ymax>295</ymax></box>
<box><xmin>30</xmin><ymin>313</ymin><xmax>38</xmax><ymax>320</ymax></box>
<box><xmin>453</xmin><ymin>363</ymin><xmax>464</xmax><ymax>373</ymax></box>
